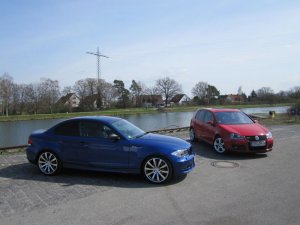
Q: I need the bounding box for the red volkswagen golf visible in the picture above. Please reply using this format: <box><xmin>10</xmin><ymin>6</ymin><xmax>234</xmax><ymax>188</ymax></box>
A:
<box><xmin>189</xmin><ymin>108</ymin><xmax>273</xmax><ymax>154</ymax></box>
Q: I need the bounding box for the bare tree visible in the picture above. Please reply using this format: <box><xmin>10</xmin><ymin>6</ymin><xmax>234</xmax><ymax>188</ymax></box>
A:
<box><xmin>11</xmin><ymin>83</ymin><xmax>21</xmax><ymax>114</ymax></box>
<box><xmin>101</xmin><ymin>80</ymin><xmax>118</xmax><ymax>107</ymax></box>
<box><xmin>289</xmin><ymin>86</ymin><xmax>300</xmax><ymax>99</ymax></box>
<box><xmin>256</xmin><ymin>87</ymin><xmax>274</xmax><ymax>97</ymax></box>
<box><xmin>38</xmin><ymin>78</ymin><xmax>60</xmax><ymax>113</ymax></box>
<box><xmin>86</xmin><ymin>78</ymin><xmax>98</xmax><ymax>96</ymax></box>
<box><xmin>16</xmin><ymin>84</ymin><xmax>31</xmax><ymax>114</ymax></box>
<box><xmin>192</xmin><ymin>81</ymin><xmax>208</xmax><ymax>102</ymax></box>
<box><xmin>256</xmin><ymin>87</ymin><xmax>275</xmax><ymax>103</ymax></box>
<box><xmin>73</xmin><ymin>78</ymin><xmax>98</xmax><ymax>100</ymax></box>
<box><xmin>145</xmin><ymin>86</ymin><xmax>159</xmax><ymax>96</ymax></box>
<box><xmin>24</xmin><ymin>83</ymin><xmax>41</xmax><ymax>114</ymax></box>
<box><xmin>73</xmin><ymin>79</ymin><xmax>88</xmax><ymax>100</ymax></box>
<box><xmin>61</xmin><ymin>86</ymin><xmax>73</xmax><ymax>96</ymax></box>
<box><xmin>0</xmin><ymin>73</ymin><xmax>14</xmax><ymax>116</ymax></box>
<box><xmin>155</xmin><ymin>77</ymin><xmax>182</xmax><ymax>107</ymax></box>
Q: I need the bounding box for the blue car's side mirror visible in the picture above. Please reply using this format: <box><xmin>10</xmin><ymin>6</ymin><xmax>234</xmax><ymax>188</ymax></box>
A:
<box><xmin>109</xmin><ymin>133</ymin><xmax>120</xmax><ymax>141</ymax></box>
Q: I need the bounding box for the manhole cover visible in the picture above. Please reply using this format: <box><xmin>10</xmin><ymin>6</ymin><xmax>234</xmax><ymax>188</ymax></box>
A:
<box><xmin>211</xmin><ymin>161</ymin><xmax>239</xmax><ymax>168</ymax></box>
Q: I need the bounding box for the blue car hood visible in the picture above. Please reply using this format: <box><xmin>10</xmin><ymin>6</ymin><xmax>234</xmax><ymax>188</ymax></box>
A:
<box><xmin>130</xmin><ymin>133</ymin><xmax>191</xmax><ymax>151</ymax></box>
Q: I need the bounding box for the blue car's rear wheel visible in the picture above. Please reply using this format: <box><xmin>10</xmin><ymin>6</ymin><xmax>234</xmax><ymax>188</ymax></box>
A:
<box><xmin>38</xmin><ymin>151</ymin><xmax>62</xmax><ymax>175</ymax></box>
<box><xmin>143</xmin><ymin>156</ymin><xmax>172</xmax><ymax>184</ymax></box>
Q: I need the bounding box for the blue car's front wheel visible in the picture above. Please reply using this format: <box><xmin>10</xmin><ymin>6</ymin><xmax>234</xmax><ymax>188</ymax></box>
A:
<box><xmin>143</xmin><ymin>156</ymin><xmax>172</xmax><ymax>184</ymax></box>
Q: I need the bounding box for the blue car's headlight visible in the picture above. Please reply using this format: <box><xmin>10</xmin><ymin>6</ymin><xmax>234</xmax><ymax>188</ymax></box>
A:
<box><xmin>230</xmin><ymin>133</ymin><xmax>245</xmax><ymax>140</ymax></box>
<box><xmin>171</xmin><ymin>149</ymin><xmax>189</xmax><ymax>158</ymax></box>
<box><xmin>266</xmin><ymin>131</ymin><xmax>272</xmax><ymax>139</ymax></box>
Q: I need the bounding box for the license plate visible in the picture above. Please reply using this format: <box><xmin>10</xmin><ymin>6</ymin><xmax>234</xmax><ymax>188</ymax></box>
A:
<box><xmin>251</xmin><ymin>140</ymin><xmax>266</xmax><ymax>147</ymax></box>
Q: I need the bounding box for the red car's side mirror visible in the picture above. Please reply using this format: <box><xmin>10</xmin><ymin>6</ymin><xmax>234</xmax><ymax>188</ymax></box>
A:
<box><xmin>207</xmin><ymin>121</ymin><xmax>214</xmax><ymax>126</ymax></box>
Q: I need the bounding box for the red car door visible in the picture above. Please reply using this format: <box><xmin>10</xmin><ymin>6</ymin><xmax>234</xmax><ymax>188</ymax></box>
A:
<box><xmin>193</xmin><ymin>110</ymin><xmax>206</xmax><ymax>140</ymax></box>
<box><xmin>201</xmin><ymin>111</ymin><xmax>217</xmax><ymax>144</ymax></box>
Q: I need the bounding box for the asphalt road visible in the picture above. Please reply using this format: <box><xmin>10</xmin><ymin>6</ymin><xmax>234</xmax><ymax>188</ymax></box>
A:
<box><xmin>0</xmin><ymin>125</ymin><xmax>300</xmax><ymax>225</ymax></box>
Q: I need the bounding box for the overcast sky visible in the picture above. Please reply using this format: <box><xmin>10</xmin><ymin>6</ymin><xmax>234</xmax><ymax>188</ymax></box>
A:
<box><xmin>1</xmin><ymin>0</ymin><xmax>300</xmax><ymax>96</ymax></box>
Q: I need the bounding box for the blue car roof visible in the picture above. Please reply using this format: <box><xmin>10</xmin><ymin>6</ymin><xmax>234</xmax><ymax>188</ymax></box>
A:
<box><xmin>64</xmin><ymin>116</ymin><xmax>122</xmax><ymax>124</ymax></box>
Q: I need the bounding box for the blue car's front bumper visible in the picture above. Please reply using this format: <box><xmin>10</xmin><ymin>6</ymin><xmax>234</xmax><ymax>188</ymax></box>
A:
<box><xmin>171</xmin><ymin>154</ymin><xmax>195</xmax><ymax>176</ymax></box>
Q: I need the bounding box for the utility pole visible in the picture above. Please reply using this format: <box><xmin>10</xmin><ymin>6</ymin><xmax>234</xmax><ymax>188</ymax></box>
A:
<box><xmin>86</xmin><ymin>47</ymin><xmax>109</xmax><ymax>109</ymax></box>
<box><xmin>86</xmin><ymin>47</ymin><xmax>109</xmax><ymax>84</ymax></box>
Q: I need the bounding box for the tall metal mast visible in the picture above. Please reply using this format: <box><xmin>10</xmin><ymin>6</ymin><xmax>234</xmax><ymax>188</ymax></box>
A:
<box><xmin>86</xmin><ymin>47</ymin><xmax>109</xmax><ymax>84</ymax></box>
<box><xmin>86</xmin><ymin>47</ymin><xmax>109</xmax><ymax>109</ymax></box>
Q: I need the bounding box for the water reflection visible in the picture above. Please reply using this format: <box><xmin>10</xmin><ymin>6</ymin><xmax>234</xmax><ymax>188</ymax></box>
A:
<box><xmin>122</xmin><ymin>111</ymin><xmax>194</xmax><ymax>131</ymax></box>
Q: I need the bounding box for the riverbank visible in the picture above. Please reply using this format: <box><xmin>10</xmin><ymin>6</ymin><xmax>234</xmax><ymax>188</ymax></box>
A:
<box><xmin>0</xmin><ymin>103</ymin><xmax>292</xmax><ymax>122</ymax></box>
<box><xmin>258</xmin><ymin>113</ymin><xmax>300</xmax><ymax>126</ymax></box>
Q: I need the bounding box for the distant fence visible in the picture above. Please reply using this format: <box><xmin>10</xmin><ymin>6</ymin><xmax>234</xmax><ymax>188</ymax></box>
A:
<box><xmin>148</xmin><ymin>127</ymin><xmax>189</xmax><ymax>134</ymax></box>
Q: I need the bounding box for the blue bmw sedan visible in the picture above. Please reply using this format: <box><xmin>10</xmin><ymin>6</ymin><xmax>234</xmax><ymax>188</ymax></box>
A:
<box><xmin>26</xmin><ymin>116</ymin><xmax>195</xmax><ymax>184</ymax></box>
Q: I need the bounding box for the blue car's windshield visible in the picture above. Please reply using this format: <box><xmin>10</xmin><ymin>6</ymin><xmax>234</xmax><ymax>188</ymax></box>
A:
<box><xmin>215</xmin><ymin>111</ymin><xmax>254</xmax><ymax>125</ymax></box>
<box><xmin>111</xmin><ymin>119</ymin><xmax>146</xmax><ymax>139</ymax></box>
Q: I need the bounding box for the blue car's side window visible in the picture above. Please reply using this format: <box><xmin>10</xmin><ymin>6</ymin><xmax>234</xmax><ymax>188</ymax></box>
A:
<box><xmin>54</xmin><ymin>121</ymin><xmax>79</xmax><ymax>136</ymax></box>
<box><xmin>79</xmin><ymin>121</ymin><xmax>112</xmax><ymax>139</ymax></box>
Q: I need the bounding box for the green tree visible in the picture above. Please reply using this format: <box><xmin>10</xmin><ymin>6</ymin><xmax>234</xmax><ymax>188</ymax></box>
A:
<box><xmin>113</xmin><ymin>80</ymin><xmax>130</xmax><ymax>108</ymax></box>
<box><xmin>192</xmin><ymin>82</ymin><xmax>219</xmax><ymax>105</ymax></box>
<box><xmin>250</xmin><ymin>90</ymin><xmax>257</xmax><ymax>98</ymax></box>
<box><xmin>248</xmin><ymin>90</ymin><xmax>257</xmax><ymax>102</ymax></box>
<box><xmin>130</xmin><ymin>80</ymin><xmax>142</xmax><ymax>107</ymax></box>
<box><xmin>207</xmin><ymin>85</ymin><xmax>220</xmax><ymax>104</ymax></box>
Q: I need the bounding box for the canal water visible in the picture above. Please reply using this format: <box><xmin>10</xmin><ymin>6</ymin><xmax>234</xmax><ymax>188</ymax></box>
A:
<box><xmin>0</xmin><ymin>106</ymin><xmax>290</xmax><ymax>148</ymax></box>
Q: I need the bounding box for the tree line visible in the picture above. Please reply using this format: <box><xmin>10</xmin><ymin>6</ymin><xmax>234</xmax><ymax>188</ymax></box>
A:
<box><xmin>0</xmin><ymin>72</ymin><xmax>299</xmax><ymax>116</ymax></box>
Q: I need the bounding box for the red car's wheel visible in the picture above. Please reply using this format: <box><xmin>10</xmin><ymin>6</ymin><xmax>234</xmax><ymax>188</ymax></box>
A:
<box><xmin>189</xmin><ymin>128</ymin><xmax>197</xmax><ymax>142</ymax></box>
<box><xmin>213</xmin><ymin>137</ymin><xmax>226</xmax><ymax>154</ymax></box>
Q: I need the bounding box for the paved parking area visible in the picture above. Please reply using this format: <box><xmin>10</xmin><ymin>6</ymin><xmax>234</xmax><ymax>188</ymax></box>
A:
<box><xmin>1</xmin><ymin>125</ymin><xmax>300</xmax><ymax>225</ymax></box>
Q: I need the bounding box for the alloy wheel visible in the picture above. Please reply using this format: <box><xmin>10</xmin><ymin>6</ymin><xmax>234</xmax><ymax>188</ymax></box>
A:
<box><xmin>189</xmin><ymin>128</ymin><xmax>196</xmax><ymax>142</ymax></box>
<box><xmin>38</xmin><ymin>152</ymin><xmax>60</xmax><ymax>175</ymax></box>
<box><xmin>213</xmin><ymin>137</ymin><xmax>226</xmax><ymax>154</ymax></box>
<box><xmin>144</xmin><ymin>157</ymin><xmax>171</xmax><ymax>183</ymax></box>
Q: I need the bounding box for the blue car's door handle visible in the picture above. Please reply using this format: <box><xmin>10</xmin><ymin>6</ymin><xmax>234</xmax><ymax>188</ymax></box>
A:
<box><xmin>79</xmin><ymin>141</ymin><xmax>88</xmax><ymax>147</ymax></box>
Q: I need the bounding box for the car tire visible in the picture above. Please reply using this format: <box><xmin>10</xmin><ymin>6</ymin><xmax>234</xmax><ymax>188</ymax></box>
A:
<box><xmin>143</xmin><ymin>156</ymin><xmax>173</xmax><ymax>184</ymax></box>
<box><xmin>38</xmin><ymin>151</ymin><xmax>62</xmax><ymax>175</ymax></box>
<box><xmin>213</xmin><ymin>137</ymin><xmax>226</xmax><ymax>154</ymax></box>
<box><xmin>189</xmin><ymin>128</ymin><xmax>197</xmax><ymax>142</ymax></box>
